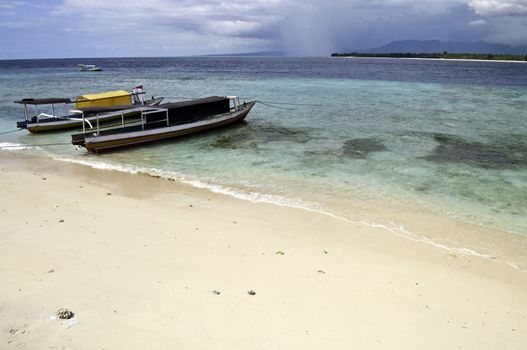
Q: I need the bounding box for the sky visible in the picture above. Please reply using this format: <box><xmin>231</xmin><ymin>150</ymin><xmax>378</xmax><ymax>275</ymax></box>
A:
<box><xmin>0</xmin><ymin>0</ymin><xmax>526</xmax><ymax>58</ymax></box>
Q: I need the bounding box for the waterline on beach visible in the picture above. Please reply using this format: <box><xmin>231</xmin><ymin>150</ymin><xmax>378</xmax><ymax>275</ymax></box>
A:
<box><xmin>43</xmin><ymin>153</ymin><xmax>526</xmax><ymax>272</ymax></box>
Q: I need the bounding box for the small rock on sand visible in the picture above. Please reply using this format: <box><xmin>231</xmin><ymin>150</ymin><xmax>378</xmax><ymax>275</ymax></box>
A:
<box><xmin>212</xmin><ymin>290</ymin><xmax>221</xmax><ymax>295</ymax></box>
<box><xmin>248</xmin><ymin>290</ymin><xmax>256</xmax><ymax>295</ymax></box>
<box><xmin>56</xmin><ymin>308</ymin><xmax>75</xmax><ymax>320</ymax></box>
<box><xmin>58</xmin><ymin>219</ymin><xmax>64</xmax><ymax>223</ymax></box>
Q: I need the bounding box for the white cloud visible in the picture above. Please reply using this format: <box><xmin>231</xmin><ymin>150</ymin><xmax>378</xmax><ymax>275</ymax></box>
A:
<box><xmin>468</xmin><ymin>0</ymin><xmax>527</xmax><ymax>17</ymax></box>
<box><xmin>56</xmin><ymin>0</ymin><xmax>286</xmax><ymax>35</ymax></box>
<box><xmin>469</xmin><ymin>19</ymin><xmax>488</xmax><ymax>24</ymax></box>
<box><xmin>52</xmin><ymin>0</ymin><xmax>291</xmax><ymax>54</ymax></box>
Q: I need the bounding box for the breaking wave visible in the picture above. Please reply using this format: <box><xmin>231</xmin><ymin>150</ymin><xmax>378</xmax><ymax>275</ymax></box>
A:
<box><xmin>0</xmin><ymin>142</ymin><xmax>34</xmax><ymax>151</ymax></box>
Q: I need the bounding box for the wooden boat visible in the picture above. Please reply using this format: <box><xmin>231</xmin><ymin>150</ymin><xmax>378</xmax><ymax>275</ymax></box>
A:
<box><xmin>79</xmin><ymin>64</ymin><xmax>102</xmax><ymax>72</ymax></box>
<box><xmin>15</xmin><ymin>88</ymin><xmax>164</xmax><ymax>133</ymax></box>
<box><xmin>72</xmin><ymin>96</ymin><xmax>255</xmax><ymax>153</ymax></box>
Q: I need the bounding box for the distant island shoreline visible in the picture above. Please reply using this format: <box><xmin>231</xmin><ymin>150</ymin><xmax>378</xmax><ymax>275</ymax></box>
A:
<box><xmin>331</xmin><ymin>52</ymin><xmax>527</xmax><ymax>63</ymax></box>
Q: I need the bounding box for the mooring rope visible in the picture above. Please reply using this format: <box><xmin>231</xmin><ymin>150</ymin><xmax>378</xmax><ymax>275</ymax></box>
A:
<box><xmin>0</xmin><ymin>142</ymin><xmax>71</xmax><ymax>149</ymax></box>
<box><xmin>166</xmin><ymin>96</ymin><xmax>323</xmax><ymax>108</ymax></box>
<box><xmin>0</xmin><ymin>128</ymin><xmax>22</xmax><ymax>135</ymax></box>
<box><xmin>254</xmin><ymin>100</ymin><xmax>323</xmax><ymax>107</ymax></box>
<box><xmin>255</xmin><ymin>101</ymin><xmax>298</xmax><ymax>110</ymax></box>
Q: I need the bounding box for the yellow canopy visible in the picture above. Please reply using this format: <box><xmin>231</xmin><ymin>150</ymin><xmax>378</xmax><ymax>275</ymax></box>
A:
<box><xmin>75</xmin><ymin>90</ymin><xmax>132</xmax><ymax>108</ymax></box>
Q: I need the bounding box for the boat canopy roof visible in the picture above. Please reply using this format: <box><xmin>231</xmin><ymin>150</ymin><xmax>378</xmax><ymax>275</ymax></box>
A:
<box><xmin>76</xmin><ymin>90</ymin><xmax>131</xmax><ymax>102</ymax></box>
<box><xmin>75</xmin><ymin>90</ymin><xmax>132</xmax><ymax>108</ymax></box>
<box><xmin>159</xmin><ymin>96</ymin><xmax>228</xmax><ymax>109</ymax></box>
<box><xmin>14</xmin><ymin>98</ymin><xmax>71</xmax><ymax>105</ymax></box>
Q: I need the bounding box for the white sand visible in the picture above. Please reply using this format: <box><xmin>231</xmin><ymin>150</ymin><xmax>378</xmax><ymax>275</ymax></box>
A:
<box><xmin>1</xmin><ymin>154</ymin><xmax>526</xmax><ymax>349</ymax></box>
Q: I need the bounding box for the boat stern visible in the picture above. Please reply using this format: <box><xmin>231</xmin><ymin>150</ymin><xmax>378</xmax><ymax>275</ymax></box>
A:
<box><xmin>71</xmin><ymin>132</ymin><xmax>86</xmax><ymax>147</ymax></box>
<box><xmin>16</xmin><ymin>120</ymin><xmax>28</xmax><ymax>129</ymax></box>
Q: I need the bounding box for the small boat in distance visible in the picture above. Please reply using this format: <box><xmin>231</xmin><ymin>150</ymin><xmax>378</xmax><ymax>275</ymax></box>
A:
<box><xmin>79</xmin><ymin>64</ymin><xmax>102</xmax><ymax>72</ymax></box>
<box><xmin>15</xmin><ymin>87</ymin><xmax>164</xmax><ymax>133</ymax></box>
<box><xmin>72</xmin><ymin>96</ymin><xmax>255</xmax><ymax>153</ymax></box>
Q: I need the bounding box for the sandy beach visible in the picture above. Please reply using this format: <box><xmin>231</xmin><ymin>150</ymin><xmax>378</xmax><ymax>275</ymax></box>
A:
<box><xmin>1</xmin><ymin>152</ymin><xmax>526</xmax><ymax>349</ymax></box>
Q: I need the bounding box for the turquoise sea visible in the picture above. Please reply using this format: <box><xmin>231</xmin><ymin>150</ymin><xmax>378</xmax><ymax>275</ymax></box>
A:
<box><xmin>1</xmin><ymin>57</ymin><xmax>526</xmax><ymax>265</ymax></box>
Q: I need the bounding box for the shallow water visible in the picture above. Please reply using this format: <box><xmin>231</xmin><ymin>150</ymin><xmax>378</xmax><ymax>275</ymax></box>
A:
<box><xmin>1</xmin><ymin>57</ymin><xmax>526</xmax><ymax>262</ymax></box>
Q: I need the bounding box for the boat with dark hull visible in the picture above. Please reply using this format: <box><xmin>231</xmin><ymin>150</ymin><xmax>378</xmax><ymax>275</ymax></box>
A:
<box><xmin>72</xmin><ymin>96</ymin><xmax>255</xmax><ymax>153</ymax></box>
<box><xmin>15</xmin><ymin>87</ymin><xmax>163</xmax><ymax>133</ymax></box>
<box><xmin>79</xmin><ymin>64</ymin><xmax>102</xmax><ymax>72</ymax></box>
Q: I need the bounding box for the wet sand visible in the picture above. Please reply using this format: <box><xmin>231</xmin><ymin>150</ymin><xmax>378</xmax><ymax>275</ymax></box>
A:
<box><xmin>1</xmin><ymin>153</ymin><xmax>526</xmax><ymax>349</ymax></box>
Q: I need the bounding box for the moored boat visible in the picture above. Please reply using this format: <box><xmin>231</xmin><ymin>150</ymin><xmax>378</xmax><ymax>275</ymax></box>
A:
<box><xmin>72</xmin><ymin>96</ymin><xmax>255</xmax><ymax>153</ymax></box>
<box><xmin>15</xmin><ymin>87</ymin><xmax>164</xmax><ymax>133</ymax></box>
<box><xmin>79</xmin><ymin>64</ymin><xmax>102</xmax><ymax>72</ymax></box>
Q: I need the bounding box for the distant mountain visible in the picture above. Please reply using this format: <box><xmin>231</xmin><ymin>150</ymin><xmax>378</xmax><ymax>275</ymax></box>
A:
<box><xmin>362</xmin><ymin>40</ymin><xmax>527</xmax><ymax>55</ymax></box>
<box><xmin>201</xmin><ymin>51</ymin><xmax>286</xmax><ymax>57</ymax></box>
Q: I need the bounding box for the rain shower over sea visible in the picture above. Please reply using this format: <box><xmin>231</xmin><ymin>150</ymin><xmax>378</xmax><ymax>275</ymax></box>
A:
<box><xmin>1</xmin><ymin>57</ymin><xmax>526</xmax><ymax>265</ymax></box>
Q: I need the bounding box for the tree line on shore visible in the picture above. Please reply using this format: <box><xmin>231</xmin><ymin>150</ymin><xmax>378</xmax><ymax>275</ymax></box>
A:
<box><xmin>331</xmin><ymin>52</ymin><xmax>527</xmax><ymax>61</ymax></box>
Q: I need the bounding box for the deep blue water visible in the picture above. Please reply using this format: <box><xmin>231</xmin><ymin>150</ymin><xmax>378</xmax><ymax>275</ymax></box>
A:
<box><xmin>1</xmin><ymin>56</ymin><xmax>527</xmax><ymax>86</ymax></box>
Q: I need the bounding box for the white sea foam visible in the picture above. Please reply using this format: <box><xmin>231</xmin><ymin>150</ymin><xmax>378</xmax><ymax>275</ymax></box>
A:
<box><xmin>365</xmin><ymin>222</ymin><xmax>494</xmax><ymax>259</ymax></box>
<box><xmin>507</xmin><ymin>262</ymin><xmax>527</xmax><ymax>273</ymax></box>
<box><xmin>0</xmin><ymin>142</ymin><xmax>33</xmax><ymax>151</ymax></box>
<box><xmin>51</xmin><ymin>155</ymin><xmax>525</xmax><ymax>273</ymax></box>
<box><xmin>52</xmin><ymin>156</ymin><xmax>320</xmax><ymax>210</ymax></box>
<box><xmin>53</xmin><ymin>156</ymin><xmax>143</xmax><ymax>174</ymax></box>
